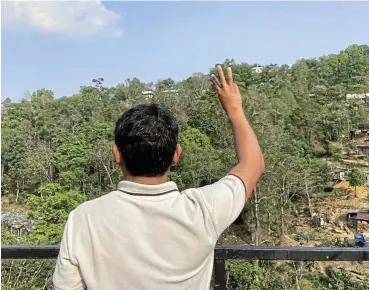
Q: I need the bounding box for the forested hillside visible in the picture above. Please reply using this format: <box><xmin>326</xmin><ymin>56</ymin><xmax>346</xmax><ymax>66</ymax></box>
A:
<box><xmin>2</xmin><ymin>44</ymin><xmax>369</xmax><ymax>289</ymax></box>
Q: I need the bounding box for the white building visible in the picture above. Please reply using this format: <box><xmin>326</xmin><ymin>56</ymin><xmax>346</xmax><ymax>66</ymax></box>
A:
<box><xmin>162</xmin><ymin>89</ymin><xmax>179</xmax><ymax>94</ymax></box>
<box><xmin>346</xmin><ymin>93</ymin><xmax>369</xmax><ymax>101</ymax></box>
<box><xmin>252</xmin><ymin>66</ymin><xmax>264</xmax><ymax>73</ymax></box>
<box><xmin>333</xmin><ymin>170</ymin><xmax>346</xmax><ymax>181</ymax></box>
<box><xmin>142</xmin><ymin>90</ymin><xmax>154</xmax><ymax>98</ymax></box>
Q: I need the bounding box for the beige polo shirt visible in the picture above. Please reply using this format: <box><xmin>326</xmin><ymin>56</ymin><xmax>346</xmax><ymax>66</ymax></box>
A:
<box><xmin>53</xmin><ymin>174</ymin><xmax>245</xmax><ymax>290</ymax></box>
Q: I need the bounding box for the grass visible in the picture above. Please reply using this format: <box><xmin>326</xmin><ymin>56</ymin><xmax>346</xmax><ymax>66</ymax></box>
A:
<box><xmin>1</xmin><ymin>198</ymin><xmax>29</xmax><ymax>213</ymax></box>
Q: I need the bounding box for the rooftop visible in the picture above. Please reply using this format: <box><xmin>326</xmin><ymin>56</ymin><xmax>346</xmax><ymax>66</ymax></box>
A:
<box><xmin>357</xmin><ymin>142</ymin><xmax>369</xmax><ymax>148</ymax></box>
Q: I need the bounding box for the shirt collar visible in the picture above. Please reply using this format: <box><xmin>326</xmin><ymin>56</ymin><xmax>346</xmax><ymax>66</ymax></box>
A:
<box><xmin>117</xmin><ymin>180</ymin><xmax>179</xmax><ymax>196</ymax></box>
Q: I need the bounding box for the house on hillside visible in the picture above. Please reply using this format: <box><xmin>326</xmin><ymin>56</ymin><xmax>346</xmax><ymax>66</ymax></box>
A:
<box><xmin>357</xmin><ymin>142</ymin><xmax>369</xmax><ymax>156</ymax></box>
<box><xmin>162</xmin><ymin>89</ymin><xmax>179</xmax><ymax>95</ymax></box>
<box><xmin>252</xmin><ymin>66</ymin><xmax>264</xmax><ymax>73</ymax></box>
<box><xmin>347</xmin><ymin>209</ymin><xmax>369</xmax><ymax>227</ymax></box>
<box><xmin>346</xmin><ymin>93</ymin><xmax>369</xmax><ymax>102</ymax></box>
<box><xmin>350</xmin><ymin>129</ymin><xmax>363</xmax><ymax>139</ymax></box>
<box><xmin>142</xmin><ymin>90</ymin><xmax>154</xmax><ymax>98</ymax></box>
<box><xmin>361</xmin><ymin>129</ymin><xmax>369</xmax><ymax>137</ymax></box>
<box><xmin>333</xmin><ymin>170</ymin><xmax>346</xmax><ymax>181</ymax></box>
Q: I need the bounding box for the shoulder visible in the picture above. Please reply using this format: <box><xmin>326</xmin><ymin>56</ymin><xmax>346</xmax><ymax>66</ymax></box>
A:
<box><xmin>70</xmin><ymin>191</ymin><xmax>118</xmax><ymax>219</ymax></box>
<box><xmin>180</xmin><ymin>175</ymin><xmax>246</xmax><ymax>204</ymax></box>
<box><xmin>197</xmin><ymin>175</ymin><xmax>246</xmax><ymax>195</ymax></box>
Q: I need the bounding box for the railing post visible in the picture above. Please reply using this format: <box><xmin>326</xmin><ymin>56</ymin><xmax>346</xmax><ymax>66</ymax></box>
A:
<box><xmin>214</xmin><ymin>257</ymin><xmax>227</xmax><ymax>290</ymax></box>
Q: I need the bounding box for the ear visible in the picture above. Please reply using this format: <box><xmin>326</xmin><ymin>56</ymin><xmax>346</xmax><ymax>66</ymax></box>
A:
<box><xmin>112</xmin><ymin>144</ymin><xmax>122</xmax><ymax>165</ymax></box>
<box><xmin>171</xmin><ymin>144</ymin><xmax>182</xmax><ymax>166</ymax></box>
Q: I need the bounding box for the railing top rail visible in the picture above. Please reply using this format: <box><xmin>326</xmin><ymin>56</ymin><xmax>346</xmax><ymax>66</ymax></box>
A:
<box><xmin>214</xmin><ymin>245</ymin><xmax>369</xmax><ymax>261</ymax></box>
<box><xmin>2</xmin><ymin>245</ymin><xmax>369</xmax><ymax>261</ymax></box>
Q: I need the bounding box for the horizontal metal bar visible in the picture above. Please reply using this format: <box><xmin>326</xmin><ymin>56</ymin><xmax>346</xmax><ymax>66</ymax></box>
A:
<box><xmin>214</xmin><ymin>245</ymin><xmax>369</xmax><ymax>261</ymax></box>
<box><xmin>2</xmin><ymin>245</ymin><xmax>59</xmax><ymax>259</ymax></box>
<box><xmin>1</xmin><ymin>245</ymin><xmax>369</xmax><ymax>261</ymax></box>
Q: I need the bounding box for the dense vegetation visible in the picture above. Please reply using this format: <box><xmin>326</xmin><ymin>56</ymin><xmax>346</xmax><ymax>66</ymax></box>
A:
<box><xmin>2</xmin><ymin>44</ymin><xmax>369</xmax><ymax>289</ymax></box>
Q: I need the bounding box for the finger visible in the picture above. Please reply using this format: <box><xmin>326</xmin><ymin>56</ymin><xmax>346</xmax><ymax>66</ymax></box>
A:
<box><xmin>217</xmin><ymin>65</ymin><xmax>227</xmax><ymax>87</ymax></box>
<box><xmin>211</xmin><ymin>74</ymin><xmax>223</xmax><ymax>88</ymax></box>
<box><xmin>233</xmin><ymin>83</ymin><xmax>240</xmax><ymax>93</ymax></box>
<box><xmin>211</xmin><ymin>79</ymin><xmax>222</xmax><ymax>94</ymax></box>
<box><xmin>227</xmin><ymin>67</ymin><xmax>233</xmax><ymax>86</ymax></box>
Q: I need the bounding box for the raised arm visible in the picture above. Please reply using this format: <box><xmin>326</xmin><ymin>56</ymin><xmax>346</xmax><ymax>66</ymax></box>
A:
<box><xmin>212</xmin><ymin>65</ymin><xmax>264</xmax><ymax>201</ymax></box>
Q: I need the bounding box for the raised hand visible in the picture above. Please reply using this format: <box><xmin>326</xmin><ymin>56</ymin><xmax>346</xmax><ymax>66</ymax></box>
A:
<box><xmin>211</xmin><ymin>65</ymin><xmax>242</xmax><ymax>115</ymax></box>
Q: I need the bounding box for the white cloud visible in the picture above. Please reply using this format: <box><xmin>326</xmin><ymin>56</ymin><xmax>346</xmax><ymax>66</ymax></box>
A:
<box><xmin>1</xmin><ymin>0</ymin><xmax>124</xmax><ymax>37</ymax></box>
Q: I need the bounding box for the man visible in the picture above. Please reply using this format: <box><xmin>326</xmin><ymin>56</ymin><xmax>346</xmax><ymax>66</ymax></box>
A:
<box><xmin>53</xmin><ymin>66</ymin><xmax>264</xmax><ymax>290</ymax></box>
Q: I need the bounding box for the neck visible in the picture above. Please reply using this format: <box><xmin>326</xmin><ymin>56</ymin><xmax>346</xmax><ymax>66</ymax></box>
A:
<box><xmin>124</xmin><ymin>172</ymin><xmax>169</xmax><ymax>185</ymax></box>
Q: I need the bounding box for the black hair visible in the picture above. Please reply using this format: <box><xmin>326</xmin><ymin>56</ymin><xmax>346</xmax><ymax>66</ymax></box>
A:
<box><xmin>114</xmin><ymin>104</ymin><xmax>179</xmax><ymax>177</ymax></box>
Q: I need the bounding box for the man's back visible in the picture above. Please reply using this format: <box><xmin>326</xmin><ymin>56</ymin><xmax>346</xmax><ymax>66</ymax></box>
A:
<box><xmin>53</xmin><ymin>67</ymin><xmax>264</xmax><ymax>290</ymax></box>
<box><xmin>53</xmin><ymin>176</ymin><xmax>245</xmax><ymax>290</ymax></box>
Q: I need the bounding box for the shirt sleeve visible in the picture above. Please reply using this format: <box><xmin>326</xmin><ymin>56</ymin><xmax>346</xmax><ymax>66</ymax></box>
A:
<box><xmin>53</xmin><ymin>211</ymin><xmax>86</xmax><ymax>290</ymax></box>
<box><xmin>198</xmin><ymin>174</ymin><xmax>246</xmax><ymax>237</ymax></box>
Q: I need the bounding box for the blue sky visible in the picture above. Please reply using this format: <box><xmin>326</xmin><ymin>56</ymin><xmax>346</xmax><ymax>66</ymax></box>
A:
<box><xmin>2</xmin><ymin>1</ymin><xmax>369</xmax><ymax>101</ymax></box>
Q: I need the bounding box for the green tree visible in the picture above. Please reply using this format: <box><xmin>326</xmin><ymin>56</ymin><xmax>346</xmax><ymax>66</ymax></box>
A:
<box><xmin>346</xmin><ymin>168</ymin><xmax>366</xmax><ymax>195</ymax></box>
<box><xmin>26</xmin><ymin>184</ymin><xmax>86</xmax><ymax>244</ymax></box>
<box><xmin>52</xmin><ymin>135</ymin><xmax>90</xmax><ymax>189</ymax></box>
<box><xmin>170</xmin><ymin>126</ymin><xmax>224</xmax><ymax>189</ymax></box>
<box><xmin>156</xmin><ymin>78</ymin><xmax>176</xmax><ymax>91</ymax></box>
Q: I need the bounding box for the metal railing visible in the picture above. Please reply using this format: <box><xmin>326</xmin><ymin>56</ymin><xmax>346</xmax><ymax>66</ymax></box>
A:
<box><xmin>2</xmin><ymin>245</ymin><xmax>369</xmax><ymax>290</ymax></box>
